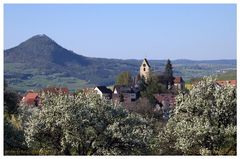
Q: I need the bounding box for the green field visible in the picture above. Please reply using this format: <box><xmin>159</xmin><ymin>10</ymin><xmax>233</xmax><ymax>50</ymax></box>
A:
<box><xmin>216</xmin><ymin>70</ymin><xmax>236</xmax><ymax>80</ymax></box>
<box><xmin>185</xmin><ymin>70</ymin><xmax>236</xmax><ymax>84</ymax></box>
<box><xmin>6</xmin><ymin>74</ymin><xmax>93</xmax><ymax>93</ymax></box>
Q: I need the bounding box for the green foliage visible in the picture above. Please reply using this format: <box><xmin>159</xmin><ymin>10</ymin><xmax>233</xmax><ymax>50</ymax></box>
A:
<box><xmin>4</xmin><ymin>83</ymin><xmax>20</xmax><ymax>114</ymax></box>
<box><xmin>138</xmin><ymin>75</ymin><xmax>147</xmax><ymax>92</ymax></box>
<box><xmin>159</xmin><ymin>77</ymin><xmax>236</xmax><ymax>155</ymax></box>
<box><xmin>4</xmin><ymin>81</ymin><xmax>27</xmax><ymax>154</ymax></box>
<box><xmin>115</xmin><ymin>71</ymin><xmax>133</xmax><ymax>86</ymax></box>
<box><xmin>141</xmin><ymin>73</ymin><xmax>165</xmax><ymax>105</ymax></box>
<box><xmin>23</xmin><ymin>92</ymin><xmax>155</xmax><ymax>155</ymax></box>
<box><xmin>4</xmin><ymin>115</ymin><xmax>27</xmax><ymax>154</ymax></box>
<box><xmin>119</xmin><ymin>94</ymin><xmax>124</xmax><ymax>102</ymax></box>
<box><xmin>163</xmin><ymin>59</ymin><xmax>174</xmax><ymax>88</ymax></box>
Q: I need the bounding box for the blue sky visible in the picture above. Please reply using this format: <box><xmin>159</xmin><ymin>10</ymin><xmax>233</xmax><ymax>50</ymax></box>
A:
<box><xmin>4</xmin><ymin>4</ymin><xmax>236</xmax><ymax>60</ymax></box>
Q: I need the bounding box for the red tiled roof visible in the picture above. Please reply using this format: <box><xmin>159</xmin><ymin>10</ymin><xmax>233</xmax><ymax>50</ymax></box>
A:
<box><xmin>174</xmin><ymin>76</ymin><xmax>184</xmax><ymax>84</ymax></box>
<box><xmin>23</xmin><ymin>92</ymin><xmax>39</xmax><ymax>105</ymax></box>
<box><xmin>216</xmin><ymin>80</ymin><xmax>237</xmax><ymax>86</ymax></box>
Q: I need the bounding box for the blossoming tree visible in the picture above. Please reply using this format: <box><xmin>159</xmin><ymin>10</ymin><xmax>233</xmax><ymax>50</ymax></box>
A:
<box><xmin>159</xmin><ymin>77</ymin><xmax>236</xmax><ymax>155</ymax></box>
<box><xmin>23</xmin><ymin>92</ymin><xmax>155</xmax><ymax>155</ymax></box>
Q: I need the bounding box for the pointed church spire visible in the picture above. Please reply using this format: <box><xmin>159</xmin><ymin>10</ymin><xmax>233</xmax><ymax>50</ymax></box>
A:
<box><xmin>140</xmin><ymin>58</ymin><xmax>151</xmax><ymax>81</ymax></box>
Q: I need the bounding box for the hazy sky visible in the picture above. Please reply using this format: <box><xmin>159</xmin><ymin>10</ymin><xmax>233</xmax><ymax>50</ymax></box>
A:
<box><xmin>4</xmin><ymin>4</ymin><xmax>236</xmax><ymax>60</ymax></box>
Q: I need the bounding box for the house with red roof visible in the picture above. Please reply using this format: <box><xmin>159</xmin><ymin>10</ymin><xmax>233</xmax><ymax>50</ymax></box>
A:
<box><xmin>216</xmin><ymin>80</ymin><xmax>236</xmax><ymax>87</ymax></box>
<box><xmin>174</xmin><ymin>76</ymin><xmax>185</xmax><ymax>90</ymax></box>
<box><xmin>22</xmin><ymin>91</ymin><xmax>40</xmax><ymax>106</ymax></box>
<box><xmin>22</xmin><ymin>87</ymin><xmax>69</xmax><ymax>107</ymax></box>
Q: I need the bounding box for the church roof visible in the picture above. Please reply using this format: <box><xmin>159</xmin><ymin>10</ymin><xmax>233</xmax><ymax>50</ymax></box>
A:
<box><xmin>143</xmin><ymin>58</ymin><xmax>151</xmax><ymax>67</ymax></box>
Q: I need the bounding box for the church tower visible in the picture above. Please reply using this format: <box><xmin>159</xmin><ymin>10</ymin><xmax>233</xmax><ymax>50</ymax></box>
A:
<box><xmin>140</xmin><ymin>58</ymin><xmax>151</xmax><ymax>81</ymax></box>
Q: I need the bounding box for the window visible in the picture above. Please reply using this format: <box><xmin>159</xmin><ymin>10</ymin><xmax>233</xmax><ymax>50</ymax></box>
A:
<box><xmin>143</xmin><ymin>64</ymin><xmax>146</xmax><ymax>67</ymax></box>
<box><xmin>143</xmin><ymin>68</ymin><xmax>146</xmax><ymax>71</ymax></box>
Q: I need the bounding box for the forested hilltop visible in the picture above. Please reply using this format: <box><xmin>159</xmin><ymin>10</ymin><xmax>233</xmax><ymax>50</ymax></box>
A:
<box><xmin>4</xmin><ymin>34</ymin><xmax>236</xmax><ymax>92</ymax></box>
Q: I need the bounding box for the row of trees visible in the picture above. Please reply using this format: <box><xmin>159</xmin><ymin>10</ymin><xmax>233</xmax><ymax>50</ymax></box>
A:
<box><xmin>4</xmin><ymin>77</ymin><xmax>236</xmax><ymax>155</ymax></box>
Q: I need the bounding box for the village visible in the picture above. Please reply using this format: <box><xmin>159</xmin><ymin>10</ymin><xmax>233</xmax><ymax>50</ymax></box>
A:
<box><xmin>3</xmin><ymin>3</ymin><xmax>237</xmax><ymax>155</ymax></box>
<box><xmin>21</xmin><ymin>58</ymin><xmax>236</xmax><ymax>120</ymax></box>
